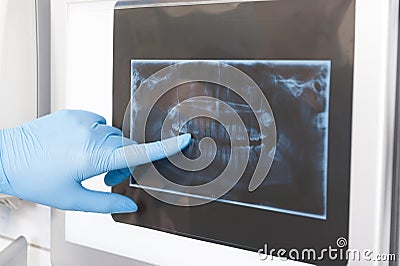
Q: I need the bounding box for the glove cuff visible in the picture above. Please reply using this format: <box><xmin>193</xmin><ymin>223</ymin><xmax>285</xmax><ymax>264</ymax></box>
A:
<box><xmin>0</xmin><ymin>130</ymin><xmax>13</xmax><ymax>194</ymax></box>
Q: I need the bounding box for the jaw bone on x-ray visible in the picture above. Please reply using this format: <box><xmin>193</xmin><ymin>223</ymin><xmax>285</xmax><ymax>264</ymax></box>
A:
<box><xmin>127</xmin><ymin>60</ymin><xmax>331</xmax><ymax>219</ymax></box>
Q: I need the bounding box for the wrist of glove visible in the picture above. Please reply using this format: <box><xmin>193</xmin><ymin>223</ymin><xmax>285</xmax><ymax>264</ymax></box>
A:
<box><xmin>0</xmin><ymin>130</ymin><xmax>12</xmax><ymax>195</ymax></box>
<box><xmin>0</xmin><ymin>110</ymin><xmax>191</xmax><ymax>213</ymax></box>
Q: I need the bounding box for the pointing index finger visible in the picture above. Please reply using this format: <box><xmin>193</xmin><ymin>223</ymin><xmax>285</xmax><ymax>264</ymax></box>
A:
<box><xmin>107</xmin><ymin>133</ymin><xmax>192</xmax><ymax>171</ymax></box>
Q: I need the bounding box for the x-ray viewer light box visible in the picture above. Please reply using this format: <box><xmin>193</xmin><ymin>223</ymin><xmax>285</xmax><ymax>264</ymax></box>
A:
<box><xmin>111</xmin><ymin>1</ymin><xmax>353</xmax><ymax>264</ymax></box>
<box><xmin>57</xmin><ymin>0</ymin><xmax>398</xmax><ymax>265</ymax></box>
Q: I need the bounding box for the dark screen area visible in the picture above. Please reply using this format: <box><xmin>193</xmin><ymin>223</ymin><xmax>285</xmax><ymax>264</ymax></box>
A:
<box><xmin>112</xmin><ymin>1</ymin><xmax>355</xmax><ymax>264</ymax></box>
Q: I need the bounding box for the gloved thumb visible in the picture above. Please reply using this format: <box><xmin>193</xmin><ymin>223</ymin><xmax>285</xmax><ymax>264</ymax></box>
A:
<box><xmin>106</xmin><ymin>133</ymin><xmax>191</xmax><ymax>172</ymax></box>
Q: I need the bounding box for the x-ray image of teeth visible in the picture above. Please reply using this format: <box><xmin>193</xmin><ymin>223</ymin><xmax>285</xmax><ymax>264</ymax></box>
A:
<box><xmin>129</xmin><ymin>60</ymin><xmax>331</xmax><ymax>219</ymax></box>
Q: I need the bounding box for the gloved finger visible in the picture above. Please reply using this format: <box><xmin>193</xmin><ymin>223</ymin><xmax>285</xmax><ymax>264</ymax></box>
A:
<box><xmin>75</xmin><ymin>110</ymin><xmax>107</xmax><ymax>125</ymax></box>
<box><xmin>106</xmin><ymin>133</ymin><xmax>191</xmax><ymax>171</ymax></box>
<box><xmin>71</xmin><ymin>186</ymin><xmax>138</xmax><ymax>213</ymax></box>
<box><xmin>104</xmin><ymin>168</ymin><xmax>131</xmax><ymax>186</ymax></box>
<box><xmin>104</xmin><ymin>136</ymin><xmax>137</xmax><ymax>152</ymax></box>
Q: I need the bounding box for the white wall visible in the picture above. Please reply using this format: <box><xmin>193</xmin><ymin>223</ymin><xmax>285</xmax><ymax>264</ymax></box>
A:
<box><xmin>0</xmin><ymin>0</ymin><xmax>37</xmax><ymax>128</ymax></box>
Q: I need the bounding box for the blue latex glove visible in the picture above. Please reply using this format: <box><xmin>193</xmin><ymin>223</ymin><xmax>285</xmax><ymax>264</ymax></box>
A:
<box><xmin>0</xmin><ymin>110</ymin><xmax>191</xmax><ymax>213</ymax></box>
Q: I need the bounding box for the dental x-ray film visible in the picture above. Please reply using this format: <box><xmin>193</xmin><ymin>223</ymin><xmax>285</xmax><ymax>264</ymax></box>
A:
<box><xmin>128</xmin><ymin>60</ymin><xmax>330</xmax><ymax>219</ymax></box>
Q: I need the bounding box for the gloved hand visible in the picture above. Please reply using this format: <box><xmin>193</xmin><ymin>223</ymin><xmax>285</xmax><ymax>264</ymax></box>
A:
<box><xmin>0</xmin><ymin>110</ymin><xmax>191</xmax><ymax>213</ymax></box>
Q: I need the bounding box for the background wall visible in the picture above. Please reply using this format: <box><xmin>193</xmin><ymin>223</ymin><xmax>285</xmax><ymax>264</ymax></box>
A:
<box><xmin>0</xmin><ymin>0</ymin><xmax>37</xmax><ymax>128</ymax></box>
<box><xmin>0</xmin><ymin>0</ymin><xmax>51</xmax><ymax>265</ymax></box>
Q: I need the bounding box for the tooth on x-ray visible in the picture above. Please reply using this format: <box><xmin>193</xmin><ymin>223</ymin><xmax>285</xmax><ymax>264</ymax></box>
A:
<box><xmin>129</xmin><ymin>60</ymin><xmax>331</xmax><ymax>219</ymax></box>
